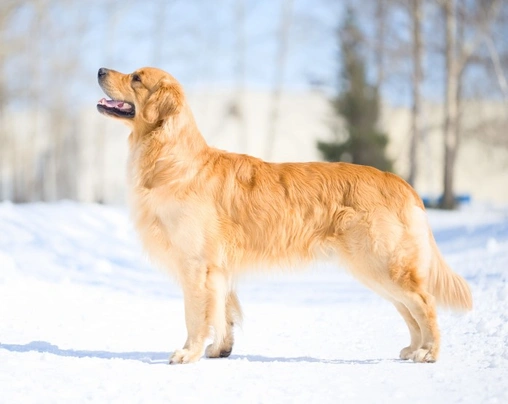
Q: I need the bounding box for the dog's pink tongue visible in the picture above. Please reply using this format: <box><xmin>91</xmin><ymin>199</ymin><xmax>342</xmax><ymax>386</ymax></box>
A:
<box><xmin>98</xmin><ymin>98</ymin><xmax>132</xmax><ymax>110</ymax></box>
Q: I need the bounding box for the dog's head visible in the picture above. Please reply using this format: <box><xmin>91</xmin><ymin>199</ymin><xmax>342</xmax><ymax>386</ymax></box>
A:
<box><xmin>97</xmin><ymin>67</ymin><xmax>183</xmax><ymax>126</ymax></box>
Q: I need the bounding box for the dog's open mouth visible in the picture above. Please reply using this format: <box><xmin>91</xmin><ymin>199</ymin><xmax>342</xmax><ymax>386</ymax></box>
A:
<box><xmin>97</xmin><ymin>98</ymin><xmax>135</xmax><ymax>118</ymax></box>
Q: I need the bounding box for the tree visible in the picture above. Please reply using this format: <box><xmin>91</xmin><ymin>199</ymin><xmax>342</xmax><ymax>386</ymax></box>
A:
<box><xmin>374</xmin><ymin>0</ymin><xmax>387</xmax><ymax>90</ymax></box>
<box><xmin>265</xmin><ymin>0</ymin><xmax>294</xmax><ymax>160</ymax></box>
<box><xmin>0</xmin><ymin>1</ymin><xmax>17</xmax><ymax>200</ymax></box>
<box><xmin>408</xmin><ymin>0</ymin><xmax>424</xmax><ymax>187</ymax></box>
<box><xmin>317</xmin><ymin>8</ymin><xmax>393</xmax><ymax>172</ymax></box>
<box><xmin>440</xmin><ymin>0</ymin><xmax>501</xmax><ymax>209</ymax></box>
<box><xmin>441</xmin><ymin>0</ymin><xmax>459</xmax><ymax>209</ymax></box>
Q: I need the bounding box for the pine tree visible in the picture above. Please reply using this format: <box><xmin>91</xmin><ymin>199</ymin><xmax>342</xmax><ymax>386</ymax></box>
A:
<box><xmin>317</xmin><ymin>8</ymin><xmax>393</xmax><ymax>172</ymax></box>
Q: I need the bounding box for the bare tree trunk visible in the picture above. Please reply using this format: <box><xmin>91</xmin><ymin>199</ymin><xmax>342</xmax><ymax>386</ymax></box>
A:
<box><xmin>0</xmin><ymin>1</ymin><xmax>22</xmax><ymax>201</ymax></box>
<box><xmin>94</xmin><ymin>1</ymin><xmax>121</xmax><ymax>203</ymax></box>
<box><xmin>27</xmin><ymin>0</ymin><xmax>45</xmax><ymax>202</ymax></box>
<box><xmin>234</xmin><ymin>0</ymin><xmax>247</xmax><ymax>153</ymax></box>
<box><xmin>442</xmin><ymin>0</ymin><xmax>459</xmax><ymax>209</ymax></box>
<box><xmin>408</xmin><ymin>0</ymin><xmax>423</xmax><ymax>187</ymax></box>
<box><xmin>152</xmin><ymin>1</ymin><xmax>167</xmax><ymax>66</ymax></box>
<box><xmin>0</xmin><ymin>52</ymin><xmax>8</xmax><ymax>201</ymax></box>
<box><xmin>440</xmin><ymin>0</ymin><xmax>500</xmax><ymax>208</ymax></box>
<box><xmin>2</xmin><ymin>2</ymin><xmax>25</xmax><ymax>202</ymax></box>
<box><xmin>484</xmin><ymin>34</ymin><xmax>508</xmax><ymax>102</ymax></box>
<box><xmin>374</xmin><ymin>0</ymin><xmax>386</xmax><ymax>91</ymax></box>
<box><xmin>265</xmin><ymin>0</ymin><xmax>293</xmax><ymax>161</ymax></box>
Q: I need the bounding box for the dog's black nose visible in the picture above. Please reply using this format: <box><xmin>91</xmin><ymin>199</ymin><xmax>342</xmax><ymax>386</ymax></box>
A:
<box><xmin>98</xmin><ymin>67</ymin><xmax>109</xmax><ymax>80</ymax></box>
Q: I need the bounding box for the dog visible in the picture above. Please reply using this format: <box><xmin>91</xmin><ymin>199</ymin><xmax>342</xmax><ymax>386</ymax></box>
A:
<box><xmin>97</xmin><ymin>67</ymin><xmax>472</xmax><ymax>364</ymax></box>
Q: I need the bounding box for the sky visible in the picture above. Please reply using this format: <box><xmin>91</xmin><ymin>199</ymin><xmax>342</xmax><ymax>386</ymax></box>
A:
<box><xmin>4</xmin><ymin>0</ymin><xmax>506</xmax><ymax>113</ymax></box>
<box><xmin>4</xmin><ymin>0</ymin><xmax>409</xmax><ymax>107</ymax></box>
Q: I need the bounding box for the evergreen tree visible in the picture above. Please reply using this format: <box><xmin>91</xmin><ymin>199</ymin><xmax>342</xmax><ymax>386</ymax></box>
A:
<box><xmin>317</xmin><ymin>8</ymin><xmax>393</xmax><ymax>172</ymax></box>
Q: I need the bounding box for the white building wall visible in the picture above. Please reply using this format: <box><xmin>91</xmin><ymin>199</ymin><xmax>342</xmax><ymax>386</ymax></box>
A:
<box><xmin>4</xmin><ymin>90</ymin><xmax>507</xmax><ymax>205</ymax></box>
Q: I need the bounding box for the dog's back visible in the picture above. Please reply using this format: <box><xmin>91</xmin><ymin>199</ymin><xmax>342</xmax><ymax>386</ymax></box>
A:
<box><xmin>199</xmin><ymin>155</ymin><xmax>418</xmax><ymax>270</ymax></box>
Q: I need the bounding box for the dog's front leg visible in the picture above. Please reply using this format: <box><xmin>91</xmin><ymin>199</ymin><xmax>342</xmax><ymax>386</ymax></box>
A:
<box><xmin>205</xmin><ymin>289</ymin><xmax>242</xmax><ymax>359</ymax></box>
<box><xmin>169</xmin><ymin>266</ymin><xmax>210</xmax><ymax>364</ymax></box>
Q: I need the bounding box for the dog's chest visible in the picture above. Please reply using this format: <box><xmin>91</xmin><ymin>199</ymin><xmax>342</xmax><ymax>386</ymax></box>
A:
<box><xmin>130</xmin><ymin>189</ymin><xmax>207</xmax><ymax>265</ymax></box>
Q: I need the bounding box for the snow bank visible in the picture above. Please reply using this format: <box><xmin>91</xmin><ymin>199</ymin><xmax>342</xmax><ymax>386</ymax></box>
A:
<box><xmin>0</xmin><ymin>202</ymin><xmax>507</xmax><ymax>403</ymax></box>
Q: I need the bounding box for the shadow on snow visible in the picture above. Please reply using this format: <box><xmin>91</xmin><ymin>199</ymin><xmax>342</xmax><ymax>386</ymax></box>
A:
<box><xmin>0</xmin><ymin>341</ymin><xmax>404</xmax><ymax>365</ymax></box>
<box><xmin>0</xmin><ymin>341</ymin><xmax>169</xmax><ymax>365</ymax></box>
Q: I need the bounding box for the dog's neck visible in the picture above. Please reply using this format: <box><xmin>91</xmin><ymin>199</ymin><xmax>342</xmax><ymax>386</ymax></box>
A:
<box><xmin>130</xmin><ymin>102</ymin><xmax>207</xmax><ymax>153</ymax></box>
<box><xmin>128</xmin><ymin>102</ymin><xmax>209</xmax><ymax>190</ymax></box>
<box><xmin>165</xmin><ymin>103</ymin><xmax>208</xmax><ymax>155</ymax></box>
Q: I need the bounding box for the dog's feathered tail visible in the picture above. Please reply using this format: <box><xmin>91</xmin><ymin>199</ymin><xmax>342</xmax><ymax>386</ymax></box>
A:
<box><xmin>428</xmin><ymin>237</ymin><xmax>472</xmax><ymax>311</ymax></box>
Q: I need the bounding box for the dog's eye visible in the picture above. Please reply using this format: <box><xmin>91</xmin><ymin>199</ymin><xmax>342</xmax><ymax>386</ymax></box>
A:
<box><xmin>132</xmin><ymin>74</ymin><xmax>141</xmax><ymax>83</ymax></box>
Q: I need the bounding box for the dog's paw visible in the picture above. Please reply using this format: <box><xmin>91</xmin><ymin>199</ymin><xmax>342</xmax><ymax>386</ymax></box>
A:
<box><xmin>399</xmin><ymin>346</ymin><xmax>416</xmax><ymax>360</ymax></box>
<box><xmin>205</xmin><ymin>343</ymin><xmax>233</xmax><ymax>359</ymax></box>
<box><xmin>409</xmin><ymin>348</ymin><xmax>436</xmax><ymax>363</ymax></box>
<box><xmin>169</xmin><ymin>349</ymin><xmax>202</xmax><ymax>365</ymax></box>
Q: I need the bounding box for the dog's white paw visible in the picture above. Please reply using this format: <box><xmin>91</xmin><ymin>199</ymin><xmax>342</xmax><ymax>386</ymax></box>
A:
<box><xmin>399</xmin><ymin>346</ymin><xmax>416</xmax><ymax>360</ymax></box>
<box><xmin>409</xmin><ymin>348</ymin><xmax>436</xmax><ymax>363</ymax></box>
<box><xmin>169</xmin><ymin>349</ymin><xmax>202</xmax><ymax>365</ymax></box>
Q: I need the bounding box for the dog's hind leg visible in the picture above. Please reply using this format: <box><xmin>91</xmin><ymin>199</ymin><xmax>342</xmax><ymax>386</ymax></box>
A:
<box><xmin>389</xmin><ymin>263</ymin><xmax>440</xmax><ymax>362</ymax></box>
<box><xmin>392</xmin><ymin>301</ymin><xmax>422</xmax><ymax>359</ymax></box>
<box><xmin>366</xmin><ymin>268</ymin><xmax>439</xmax><ymax>362</ymax></box>
<box><xmin>206</xmin><ymin>290</ymin><xmax>242</xmax><ymax>359</ymax></box>
<box><xmin>338</xmin><ymin>208</ymin><xmax>440</xmax><ymax>362</ymax></box>
<box><xmin>202</xmin><ymin>269</ymin><xmax>228</xmax><ymax>359</ymax></box>
<box><xmin>398</xmin><ymin>290</ymin><xmax>440</xmax><ymax>362</ymax></box>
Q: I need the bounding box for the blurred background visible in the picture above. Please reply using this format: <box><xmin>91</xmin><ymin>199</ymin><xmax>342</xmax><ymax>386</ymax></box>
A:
<box><xmin>0</xmin><ymin>0</ymin><xmax>507</xmax><ymax>207</ymax></box>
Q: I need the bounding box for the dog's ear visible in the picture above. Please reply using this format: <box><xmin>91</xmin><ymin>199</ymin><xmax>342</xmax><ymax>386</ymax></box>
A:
<box><xmin>141</xmin><ymin>79</ymin><xmax>183</xmax><ymax>124</ymax></box>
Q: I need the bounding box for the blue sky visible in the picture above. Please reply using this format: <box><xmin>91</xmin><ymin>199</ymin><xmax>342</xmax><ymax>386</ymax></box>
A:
<box><xmin>5</xmin><ymin>0</ymin><xmax>506</xmax><ymax>109</ymax></box>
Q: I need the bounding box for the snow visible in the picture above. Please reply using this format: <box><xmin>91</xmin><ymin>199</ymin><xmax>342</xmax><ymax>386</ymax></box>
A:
<box><xmin>1</xmin><ymin>201</ymin><xmax>507</xmax><ymax>403</ymax></box>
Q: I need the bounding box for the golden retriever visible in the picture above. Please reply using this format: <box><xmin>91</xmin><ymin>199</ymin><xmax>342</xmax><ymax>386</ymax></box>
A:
<box><xmin>97</xmin><ymin>66</ymin><xmax>472</xmax><ymax>364</ymax></box>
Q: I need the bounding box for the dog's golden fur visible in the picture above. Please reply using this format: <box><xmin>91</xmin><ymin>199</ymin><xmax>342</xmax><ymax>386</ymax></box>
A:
<box><xmin>97</xmin><ymin>67</ymin><xmax>472</xmax><ymax>364</ymax></box>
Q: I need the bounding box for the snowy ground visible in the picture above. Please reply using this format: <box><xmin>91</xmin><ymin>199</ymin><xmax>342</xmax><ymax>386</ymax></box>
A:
<box><xmin>1</xmin><ymin>201</ymin><xmax>507</xmax><ymax>403</ymax></box>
